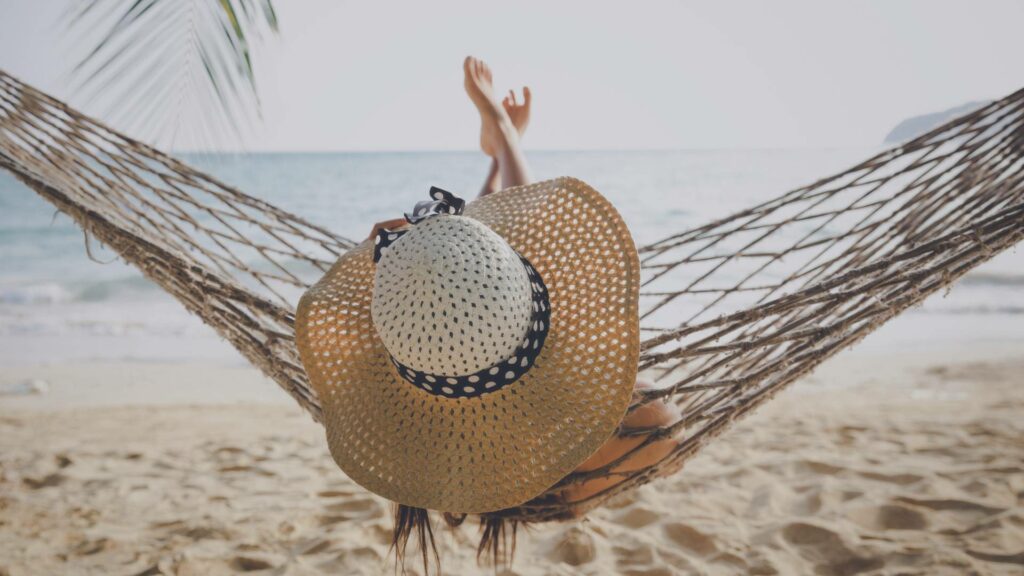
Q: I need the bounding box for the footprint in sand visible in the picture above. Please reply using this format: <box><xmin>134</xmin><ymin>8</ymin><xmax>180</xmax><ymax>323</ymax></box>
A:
<box><xmin>781</xmin><ymin>522</ymin><xmax>844</xmax><ymax>548</ymax></box>
<box><xmin>663</xmin><ymin>522</ymin><xmax>718</xmax><ymax>557</ymax></box>
<box><xmin>841</xmin><ymin>489</ymin><xmax>864</xmax><ymax>502</ymax></box>
<box><xmin>620</xmin><ymin>567</ymin><xmax>674</xmax><ymax>576</ymax></box>
<box><xmin>211</xmin><ymin>446</ymin><xmax>247</xmax><ymax>458</ymax></box>
<box><xmin>318</xmin><ymin>546</ymin><xmax>383</xmax><ymax>573</ymax></box>
<box><xmin>616</xmin><ymin>506</ymin><xmax>661</xmax><ymax>528</ymax></box>
<box><xmin>789</xmin><ymin>489</ymin><xmax>824</xmax><ymax>516</ymax></box>
<box><xmin>176</xmin><ymin>525</ymin><xmax>235</xmax><ymax>541</ymax></box>
<box><xmin>150</xmin><ymin>519</ymin><xmax>235</xmax><ymax>541</ymax></box>
<box><xmin>217</xmin><ymin>464</ymin><xmax>275</xmax><ymax>477</ymax></box>
<box><xmin>317</xmin><ymin>489</ymin><xmax>357</xmax><ymax>498</ymax></box>
<box><xmin>965</xmin><ymin>548</ymin><xmax>1024</xmax><ymax>566</ymax></box>
<box><xmin>848</xmin><ymin>504</ymin><xmax>928</xmax><ymax>531</ymax></box>
<box><xmin>655</xmin><ymin>549</ymin><xmax>700</xmax><ymax>573</ymax></box>
<box><xmin>612</xmin><ymin>541</ymin><xmax>655</xmax><ymax>567</ymax></box>
<box><xmin>22</xmin><ymin>472</ymin><xmax>65</xmax><ymax>489</ymax></box>
<box><xmin>290</xmin><ymin>538</ymin><xmax>333</xmax><ymax>556</ymax></box>
<box><xmin>549</xmin><ymin>526</ymin><xmax>596</xmax><ymax>566</ymax></box>
<box><xmin>893</xmin><ymin>496</ymin><xmax>1003</xmax><ymax>516</ymax></box>
<box><xmin>71</xmin><ymin>538</ymin><xmax>108</xmax><ymax>556</ymax></box>
<box><xmin>230</xmin><ymin>555</ymin><xmax>277</xmax><ymax>572</ymax></box>
<box><xmin>780</xmin><ymin>522</ymin><xmax>883</xmax><ymax>575</ymax></box>
<box><xmin>796</xmin><ymin>460</ymin><xmax>847</xmax><ymax>476</ymax></box>
<box><xmin>328</xmin><ymin>497</ymin><xmax>382</xmax><ymax>515</ymax></box>
<box><xmin>150</xmin><ymin>519</ymin><xmax>186</xmax><ymax>530</ymax></box>
<box><xmin>856</xmin><ymin>470</ymin><xmax>924</xmax><ymax>485</ymax></box>
<box><xmin>713</xmin><ymin>551</ymin><xmax>751</xmax><ymax>572</ymax></box>
<box><xmin>319</xmin><ymin>497</ymin><xmax>384</xmax><ymax>525</ymax></box>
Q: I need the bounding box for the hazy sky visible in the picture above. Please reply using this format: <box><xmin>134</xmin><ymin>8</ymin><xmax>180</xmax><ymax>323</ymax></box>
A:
<box><xmin>1</xmin><ymin>0</ymin><xmax>1022</xmax><ymax>151</ymax></box>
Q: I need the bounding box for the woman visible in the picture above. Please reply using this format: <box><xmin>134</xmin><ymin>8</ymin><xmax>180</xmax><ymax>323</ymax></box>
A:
<box><xmin>302</xmin><ymin>57</ymin><xmax>679</xmax><ymax>572</ymax></box>
<box><xmin>368</xmin><ymin>56</ymin><xmax>679</xmax><ymax>510</ymax></box>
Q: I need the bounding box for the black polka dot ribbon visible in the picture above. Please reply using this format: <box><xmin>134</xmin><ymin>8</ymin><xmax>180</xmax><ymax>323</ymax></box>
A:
<box><xmin>389</xmin><ymin>255</ymin><xmax>551</xmax><ymax>399</ymax></box>
<box><xmin>405</xmin><ymin>186</ymin><xmax>465</xmax><ymax>223</ymax></box>
<box><xmin>373</xmin><ymin>228</ymin><xmax>407</xmax><ymax>263</ymax></box>
<box><xmin>373</xmin><ymin>187</ymin><xmax>465</xmax><ymax>263</ymax></box>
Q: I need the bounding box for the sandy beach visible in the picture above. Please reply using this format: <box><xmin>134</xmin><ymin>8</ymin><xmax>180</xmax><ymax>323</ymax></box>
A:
<box><xmin>2</xmin><ymin>343</ymin><xmax>1022</xmax><ymax>576</ymax></box>
<box><xmin>2</xmin><ymin>1</ymin><xmax>1024</xmax><ymax>574</ymax></box>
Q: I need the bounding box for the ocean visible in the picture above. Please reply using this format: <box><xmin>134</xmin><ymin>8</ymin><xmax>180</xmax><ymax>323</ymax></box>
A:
<box><xmin>1</xmin><ymin>149</ymin><xmax>1021</xmax><ymax>367</ymax></box>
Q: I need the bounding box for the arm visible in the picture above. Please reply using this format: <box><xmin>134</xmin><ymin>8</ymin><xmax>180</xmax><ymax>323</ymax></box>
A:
<box><xmin>367</xmin><ymin>217</ymin><xmax>409</xmax><ymax>241</ymax></box>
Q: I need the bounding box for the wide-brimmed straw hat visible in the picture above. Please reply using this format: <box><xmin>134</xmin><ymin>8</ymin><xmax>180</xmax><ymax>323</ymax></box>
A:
<box><xmin>295</xmin><ymin>177</ymin><xmax>640</xmax><ymax>513</ymax></box>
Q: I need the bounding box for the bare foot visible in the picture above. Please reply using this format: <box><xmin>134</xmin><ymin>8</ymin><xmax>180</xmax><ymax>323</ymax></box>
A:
<box><xmin>503</xmin><ymin>86</ymin><xmax>531</xmax><ymax>137</ymax></box>
<box><xmin>464</xmin><ymin>56</ymin><xmax>515</xmax><ymax>157</ymax></box>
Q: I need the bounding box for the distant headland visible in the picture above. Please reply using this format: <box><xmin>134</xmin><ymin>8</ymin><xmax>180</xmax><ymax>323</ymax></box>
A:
<box><xmin>884</xmin><ymin>101</ymin><xmax>992</xmax><ymax>144</ymax></box>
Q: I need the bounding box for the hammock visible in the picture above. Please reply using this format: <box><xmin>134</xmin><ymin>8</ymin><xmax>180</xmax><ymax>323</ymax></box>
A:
<box><xmin>2</xmin><ymin>69</ymin><xmax>1022</xmax><ymax>524</ymax></box>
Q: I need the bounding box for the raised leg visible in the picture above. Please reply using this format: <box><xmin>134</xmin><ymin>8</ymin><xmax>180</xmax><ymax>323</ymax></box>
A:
<box><xmin>464</xmin><ymin>56</ymin><xmax>532</xmax><ymax>196</ymax></box>
<box><xmin>480</xmin><ymin>158</ymin><xmax>500</xmax><ymax>198</ymax></box>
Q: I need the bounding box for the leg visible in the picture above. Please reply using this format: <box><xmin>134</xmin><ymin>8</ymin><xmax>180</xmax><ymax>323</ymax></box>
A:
<box><xmin>480</xmin><ymin>158</ymin><xmax>500</xmax><ymax>198</ymax></box>
<box><xmin>562</xmin><ymin>378</ymin><xmax>680</xmax><ymax>507</ymax></box>
<box><xmin>492</xmin><ymin>119</ymin><xmax>531</xmax><ymax>190</ymax></box>
<box><xmin>465</xmin><ymin>56</ymin><xmax>533</xmax><ymax>195</ymax></box>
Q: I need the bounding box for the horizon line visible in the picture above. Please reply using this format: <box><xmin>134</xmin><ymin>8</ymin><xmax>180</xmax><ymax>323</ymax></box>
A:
<box><xmin>171</xmin><ymin>144</ymin><xmax>883</xmax><ymax>155</ymax></box>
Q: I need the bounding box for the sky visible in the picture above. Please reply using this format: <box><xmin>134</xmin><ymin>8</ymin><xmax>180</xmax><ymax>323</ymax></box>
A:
<box><xmin>1</xmin><ymin>0</ymin><xmax>1022</xmax><ymax>152</ymax></box>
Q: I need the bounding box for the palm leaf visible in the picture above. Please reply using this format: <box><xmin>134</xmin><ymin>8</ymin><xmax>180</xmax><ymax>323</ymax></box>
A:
<box><xmin>66</xmin><ymin>0</ymin><xmax>278</xmax><ymax>149</ymax></box>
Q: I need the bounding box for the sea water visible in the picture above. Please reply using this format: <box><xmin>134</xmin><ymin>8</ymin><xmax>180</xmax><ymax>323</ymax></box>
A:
<box><xmin>1</xmin><ymin>149</ymin><xmax>1021</xmax><ymax>367</ymax></box>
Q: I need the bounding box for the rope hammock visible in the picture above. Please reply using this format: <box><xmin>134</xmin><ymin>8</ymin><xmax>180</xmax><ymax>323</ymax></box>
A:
<box><xmin>2</xmin><ymin>69</ymin><xmax>1022</xmax><ymax>525</ymax></box>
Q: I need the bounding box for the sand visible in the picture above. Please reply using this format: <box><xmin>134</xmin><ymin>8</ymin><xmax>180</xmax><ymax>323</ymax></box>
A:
<box><xmin>1</xmin><ymin>345</ymin><xmax>1023</xmax><ymax>575</ymax></box>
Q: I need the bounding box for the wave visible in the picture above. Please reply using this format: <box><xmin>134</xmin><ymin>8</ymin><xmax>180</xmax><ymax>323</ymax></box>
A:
<box><xmin>0</xmin><ymin>276</ymin><xmax>163</xmax><ymax>306</ymax></box>
<box><xmin>0</xmin><ymin>283</ymin><xmax>71</xmax><ymax>305</ymax></box>
<box><xmin>75</xmin><ymin>276</ymin><xmax>158</xmax><ymax>302</ymax></box>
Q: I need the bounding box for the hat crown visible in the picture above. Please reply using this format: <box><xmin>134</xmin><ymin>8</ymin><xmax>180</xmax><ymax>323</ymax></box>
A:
<box><xmin>371</xmin><ymin>215</ymin><xmax>534</xmax><ymax>377</ymax></box>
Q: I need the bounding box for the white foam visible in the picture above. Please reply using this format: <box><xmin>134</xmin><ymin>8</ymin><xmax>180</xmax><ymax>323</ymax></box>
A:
<box><xmin>0</xmin><ymin>283</ymin><xmax>70</xmax><ymax>305</ymax></box>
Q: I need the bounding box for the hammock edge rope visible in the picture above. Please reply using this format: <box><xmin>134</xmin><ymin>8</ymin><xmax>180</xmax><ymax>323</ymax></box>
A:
<box><xmin>1</xmin><ymin>69</ymin><xmax>1022</xmax><ymax>522</ymax></box>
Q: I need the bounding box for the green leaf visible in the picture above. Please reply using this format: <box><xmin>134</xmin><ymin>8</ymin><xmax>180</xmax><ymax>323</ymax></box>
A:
<box><xmin>68</xmin><ymin>0</ymin><xmax>278</xmax><ymax>149</ymax></box>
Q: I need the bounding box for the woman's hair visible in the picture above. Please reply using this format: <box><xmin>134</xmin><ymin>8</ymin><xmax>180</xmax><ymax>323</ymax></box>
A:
<box><xmin>390</xmin><ymin>505</ymin><xmax>523</xmax><ymax>574</ymax></box>
<box><xmin>476</xmin><ymin>515</ymin><xmax>520</xmax><ymax>568</ymax></box>
<box><xmin>391</xmin><ymin>505</ymin><xmax>439</xmax><ymax>575</ymax></box>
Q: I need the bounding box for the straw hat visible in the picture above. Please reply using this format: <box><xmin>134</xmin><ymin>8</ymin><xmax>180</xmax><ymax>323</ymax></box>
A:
<box><xmin>295</xmin><ymin>177</ymin><xmax>640</xmax><ymax>513</ymax></box>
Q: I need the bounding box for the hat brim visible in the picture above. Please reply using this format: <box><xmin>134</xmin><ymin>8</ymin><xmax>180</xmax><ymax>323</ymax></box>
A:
<box><xmin>296</xmin><ymin>177</ymin><xmax>641</xmax><ymax>513</ymax></box>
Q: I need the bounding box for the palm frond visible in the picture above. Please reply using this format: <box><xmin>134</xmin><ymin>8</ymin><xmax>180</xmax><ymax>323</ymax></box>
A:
<box><xmin>66</xmin><ymin>0</ymin><xmax>278</xmax><ymax>150</ymax></box>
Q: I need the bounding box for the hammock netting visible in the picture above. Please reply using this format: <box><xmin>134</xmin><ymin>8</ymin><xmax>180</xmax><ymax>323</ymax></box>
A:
<box><xmin>2</xmin><ymin>69</ymin><xmax>1022</xmax><ymax>523</ymax></box>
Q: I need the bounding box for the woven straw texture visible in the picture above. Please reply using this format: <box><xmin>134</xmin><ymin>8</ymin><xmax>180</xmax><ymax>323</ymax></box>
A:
<box><xmin>296</xmin><ymin>178</ymin><xmax>641</xmax><ymax>513</ymax></box>
<box><xmin>371</xmin><ymin>215</ymin><xmax>534</xmax><ymax>376</ymax></box>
